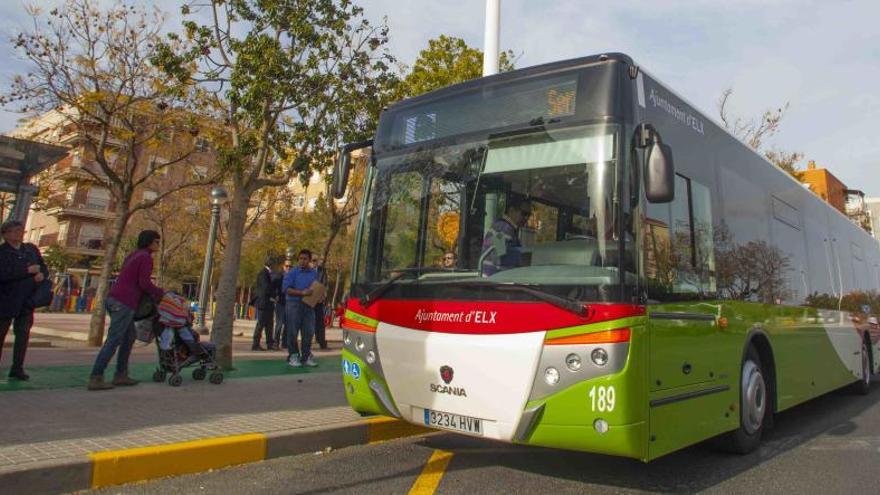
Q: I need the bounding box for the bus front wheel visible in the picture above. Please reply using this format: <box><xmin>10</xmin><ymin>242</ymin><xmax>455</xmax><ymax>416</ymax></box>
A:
<box><xmin>725</xmin><ymin>346</ymin><xmax>767</xmax><ymax>454</ymax></box>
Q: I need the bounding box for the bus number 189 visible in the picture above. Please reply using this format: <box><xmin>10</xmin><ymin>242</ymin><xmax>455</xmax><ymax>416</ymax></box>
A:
<box><xmin>589</xmin><ymin>385</ymin><xmax>616</xmax><ymax>412</ymax></box>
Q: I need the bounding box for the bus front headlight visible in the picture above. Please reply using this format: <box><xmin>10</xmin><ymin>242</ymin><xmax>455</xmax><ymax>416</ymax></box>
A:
<box><xmin>544</xmin><ymin>367</ymin><xmax>560</xmax><ymax>385</ymax></box>
<box><xmin>591</xmin><ymin>348</ymin><xmax>608</xmax><ymax>367</ymax></box>
<box><xmin>565</xmin><ymin>353</ymin><xmax>582</xmax><ymax>371</ymax></box>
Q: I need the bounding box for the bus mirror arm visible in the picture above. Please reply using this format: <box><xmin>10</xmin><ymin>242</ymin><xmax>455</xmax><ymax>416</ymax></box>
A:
<box><xmin>333</xmin><ymin>139</ymin><xmax>374</xmax><ymax>199</ymax></box>
<box><xmin>634</xmin><ymin>124</ymin><xmax>675</xmax><ymax>204</ymax></box>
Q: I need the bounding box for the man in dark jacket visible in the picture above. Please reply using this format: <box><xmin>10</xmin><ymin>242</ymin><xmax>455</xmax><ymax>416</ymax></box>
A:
<box><xmin>270</xmin><ymin>259</ymin><xmax>289</xmax><ymax>350</ymax></box>
<box><xmin>251</xmin><ymin>256</ymin><xmax>276</xmax><ymax>351</ymax></box>
<box><xmin>311</xmin><ymin>254</ymin><xmax>329</xmax><ymax>350</ymax></box>
<box><xmin>88</xmin><ymin>230</ymin><xmax>165</xmax><ymax>390</ymax></box>
<box><xmin>0</xmin><ymin>220</ymin><xmax>48</xmax><ymax>381</ymax></box>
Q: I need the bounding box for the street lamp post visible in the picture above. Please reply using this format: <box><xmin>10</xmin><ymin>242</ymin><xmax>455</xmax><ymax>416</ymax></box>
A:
<box><xmin>195</xmin><ymin>186</ymin><xmax>228</xmax><ymax>334</ymax></box>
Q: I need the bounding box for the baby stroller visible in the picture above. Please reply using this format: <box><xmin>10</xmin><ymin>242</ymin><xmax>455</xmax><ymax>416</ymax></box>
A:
<box><xmin>149</xmin><ymin>292</ymin><xmax>223</xmax><ymax>387</ymax></box>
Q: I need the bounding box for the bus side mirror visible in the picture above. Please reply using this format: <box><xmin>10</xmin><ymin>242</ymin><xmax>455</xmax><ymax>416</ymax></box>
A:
<box><xmin>332</xmin><ymin>139</ymin><xmax>373</xmax><ymax>199</ymax></box>
<box><xmin>645</xmin><ymin>141</ymin><xmax>674</xmax><ymax>203</ymax></box>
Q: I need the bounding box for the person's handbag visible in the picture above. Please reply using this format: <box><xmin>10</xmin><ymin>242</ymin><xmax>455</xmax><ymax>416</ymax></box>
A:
<box><xmin>29</xmin><ymin>278</ymin><xmax>53</xmax><ymax>308</ymax></box>
<box><xmin>134</xmin><ymin>293</ymin><xmax>157</xmax><ymax>321</ymax></box>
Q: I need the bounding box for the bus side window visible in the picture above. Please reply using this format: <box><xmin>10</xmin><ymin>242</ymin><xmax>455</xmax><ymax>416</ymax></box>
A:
<box><xmin>644</xmin><ymin>174</ymin><xmax>715</xmax><ymax>300</ymax></box>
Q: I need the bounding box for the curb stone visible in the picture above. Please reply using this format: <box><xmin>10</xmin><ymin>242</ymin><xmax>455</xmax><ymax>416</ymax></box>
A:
<box><xmin>0</xmin><ymin>417</ymin><xmax>432</xmax><ymax>495</ymax></box>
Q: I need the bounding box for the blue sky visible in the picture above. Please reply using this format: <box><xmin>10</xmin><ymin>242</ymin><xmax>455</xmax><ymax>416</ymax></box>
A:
<box><xmin>1</xmin><ymin>1</ymin><xmax>878</xmax><ymax>195</ymax></box>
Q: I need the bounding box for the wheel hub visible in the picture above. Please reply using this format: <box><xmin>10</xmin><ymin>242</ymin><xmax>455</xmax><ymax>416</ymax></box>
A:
<box><xmin>742</xmin><ymin>360</ymin><xmax>766</xmax><ymax>435</ymax></box>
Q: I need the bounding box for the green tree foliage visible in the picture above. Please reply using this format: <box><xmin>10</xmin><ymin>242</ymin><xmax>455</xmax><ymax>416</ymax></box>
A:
<box><xmin>402</xmin><ymin>35</ymin><xmax>515</xmax><ymax>97</ymax></box>
<box><xmin>42</xmin><ymin>245</ymin><xmax>82</xmax><ymax>274</ymax></box>
<box><xmin>806</xmin><ymin>290</ymin><xmax>880</xmax><ymax>314</ymax></box>
<box><xmin>153</xmin><ymin>0</ymin><xmax>399</xmax><ymax>367</ymax></box>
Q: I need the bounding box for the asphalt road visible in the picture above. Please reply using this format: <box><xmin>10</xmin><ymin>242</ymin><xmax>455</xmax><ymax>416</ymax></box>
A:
<box><xmin>88</xmin><ymin>383</ymin><xmax>880</xmax><ymax>494</ymax></box>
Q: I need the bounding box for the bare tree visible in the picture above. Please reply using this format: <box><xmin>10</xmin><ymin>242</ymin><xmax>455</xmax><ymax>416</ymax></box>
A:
<box><xmin>2</xmin><ymin>1</ymin><xmax>219</xmax><ymax>345</ymax></box>
<box><xmin>717</xmin><ymin>88</ymin><xmax>804</xmax><ymax>178</ymax></box>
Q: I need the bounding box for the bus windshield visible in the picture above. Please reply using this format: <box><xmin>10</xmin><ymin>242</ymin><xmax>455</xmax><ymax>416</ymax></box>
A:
<box><xmin>354</xmin><ymin>124</ymin><xmax>634</xmax><ymax>302</ymax></box>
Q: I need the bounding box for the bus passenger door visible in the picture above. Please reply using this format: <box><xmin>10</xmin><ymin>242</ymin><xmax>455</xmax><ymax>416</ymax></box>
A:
<box><xmin>643</xmin><ymin>175</ymin><xmax>737</xmax><ymax>457</ymax></box>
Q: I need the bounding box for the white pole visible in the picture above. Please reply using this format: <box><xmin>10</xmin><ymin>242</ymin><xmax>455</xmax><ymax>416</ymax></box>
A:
<box><xmin>483</xmin><ymin>0</ymin><xmax>500</xmax><ymax>76</ymax></box>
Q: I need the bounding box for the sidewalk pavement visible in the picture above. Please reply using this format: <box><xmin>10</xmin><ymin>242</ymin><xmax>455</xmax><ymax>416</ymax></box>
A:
<box><xmin>31</xmin><ymin>312</ymin><xmax>340</xmax><ymax>343</ymax></box>
<box><xmin>0</xmin><ymin>318</ymin><xmax>430</xmax><ymax>494</ymax></box>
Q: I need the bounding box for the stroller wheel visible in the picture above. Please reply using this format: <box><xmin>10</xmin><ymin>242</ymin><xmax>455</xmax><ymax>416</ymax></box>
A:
<box><xmin>192</xmin><ymin>368</ymin><xmax>207</xmax><ymax>381</ymax></box>
<box><xmin>209</xmin><ymin>372</ymin><xmax>224</xmax><ymax>385</ymax></box>
<box><xmin>168</xmin><ymin>374</ymin><xmax>183</xmax><ymax>387</ymax></box>
<box><xmin>152</xmin><ymin>370</ymin><xmax>166</xmax><ymax>383</ymax></box>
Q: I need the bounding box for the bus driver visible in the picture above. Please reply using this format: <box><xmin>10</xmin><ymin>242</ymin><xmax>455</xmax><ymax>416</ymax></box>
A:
<box><xmin>480</xmin><ymin>197</ymin><xmax>532</xmax><ymax>276</ymax></box>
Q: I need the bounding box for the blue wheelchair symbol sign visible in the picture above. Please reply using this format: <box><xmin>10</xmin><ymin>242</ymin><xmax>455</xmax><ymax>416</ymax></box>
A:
<box><xmin>342</xmin><ymin>359</ymin><xmax>350</xmax><ymax>375</ymax></box>
<box><xmin>351</xmin><ymin>362</ymin><xmax>361</xmax><ymax>380</ymax></box>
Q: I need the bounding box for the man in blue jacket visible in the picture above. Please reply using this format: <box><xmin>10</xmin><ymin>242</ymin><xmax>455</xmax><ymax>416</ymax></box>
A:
<box><xmin>283</xmin><ymin>249</ymin><xmax>318</xmax><ymax>367</ymax></box>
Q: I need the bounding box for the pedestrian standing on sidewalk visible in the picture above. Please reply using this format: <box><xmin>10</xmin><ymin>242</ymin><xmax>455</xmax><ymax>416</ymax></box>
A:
<box><xmin>311</xmin><ymin>254</ymin><xmax>329</xmax><ymax>350</ymax></box>
<box><xmin>88</xmin><ymin>230</ymin><xmax>165</xmax><ymax>390</ymax></box>
<box><xmin>271</xmin><ymin>259</ymin><xmax>290</xmax><ymax>350</ymax></box>
<box><xmin>283</xmin><ymin>249</ymin><xmax>318</xmax><ymax>367</ymax></box>
<box><xmin>0</xmin><ymin>220</ymin><xmax>48</xmax><ymax>381</ymax></box>
<box><xmin>251</xmin><ymin>255</ymin><xmax>276</xmax><ymax>351</ymax></box>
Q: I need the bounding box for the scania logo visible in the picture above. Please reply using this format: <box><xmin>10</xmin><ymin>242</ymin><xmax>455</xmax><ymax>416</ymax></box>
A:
<box><xmin>430</xmin><ymin>365</ymin><xmax>467</xmax><ymax>397</ymax></box>
<box><xmin>440</xmin><ymin>365</ymin><xmax>454</xmax><ymax>384</ymax></box>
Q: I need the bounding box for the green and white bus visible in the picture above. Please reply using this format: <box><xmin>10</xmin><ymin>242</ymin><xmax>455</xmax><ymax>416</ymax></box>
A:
<box><xmin>333</xmin><ymin>52</ymin><xmax>880</xmax><ymax>461</ymax></box>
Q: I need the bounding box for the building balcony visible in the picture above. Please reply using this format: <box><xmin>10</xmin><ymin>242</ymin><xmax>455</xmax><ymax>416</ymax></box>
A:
<box><xmin>45</xmin><ymin>199</ymin><xmax>114</xmax><ymax>220</ymax></box>
<box><xmin>64</xmin><ymin>236</ymin><xmax>104</xmax><ymax>257</ymax></box>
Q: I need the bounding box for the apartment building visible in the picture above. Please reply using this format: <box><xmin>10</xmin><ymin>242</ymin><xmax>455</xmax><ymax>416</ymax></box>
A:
<box><xmin>9</xmin><ymin>107</ymin><xmax>217</xmax><ymax>297</ymax></box>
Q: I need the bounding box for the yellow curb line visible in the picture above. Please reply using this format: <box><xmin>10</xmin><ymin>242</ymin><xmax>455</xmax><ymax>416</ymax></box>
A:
<box><xmin>366</xmin><ymin>416</ymin><xmax>434</xmax><ymax>443</ymax></box>
<box><xmin>409</xmin><ymin>449</ymin><xmax>454</xmax><ymax>495</ymax></box>
<box><xmin>86</xmin><ymin>417</ymin><xmax>432</xmax><ymax>489</ymax></box>
<box><xmin>89</xmin><ymin>433</ymin><xmax>266</xmax><ymax>488</ymax></box>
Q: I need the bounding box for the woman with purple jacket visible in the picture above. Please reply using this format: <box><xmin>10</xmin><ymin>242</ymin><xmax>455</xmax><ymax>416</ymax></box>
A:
<box><xmin>88</xmin><ymin>230</ymin><xmax>165</xmax><ymax>390</ymax></box>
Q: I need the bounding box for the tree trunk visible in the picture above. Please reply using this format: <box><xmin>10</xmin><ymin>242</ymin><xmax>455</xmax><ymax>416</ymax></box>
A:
<box><xmin>88</xmin><ymin>207</ymin><xmax>130</xmax><ymax>346</ymax></box>
<box><xmin>211</xmin><ymin>185</ymin><xmax>249</xmax><ymax>369</ymax></box>
<box><xmin>157</xmin><ymin>243</ymin><xmax>166</xmax><ymax>287</ymax></box>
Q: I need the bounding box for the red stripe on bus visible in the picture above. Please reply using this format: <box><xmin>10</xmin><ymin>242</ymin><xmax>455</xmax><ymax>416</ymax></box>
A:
<box><xmin>344</xmin><ymin>299</ymin><xmax>644</xmax><ymax>334</ymax></box>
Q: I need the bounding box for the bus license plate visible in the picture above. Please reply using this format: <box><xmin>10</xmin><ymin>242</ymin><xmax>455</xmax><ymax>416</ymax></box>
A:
<box><xmin>423</xmin><ymin>409</ymin><xmax>483</xmax><ymax>435</ymax></box>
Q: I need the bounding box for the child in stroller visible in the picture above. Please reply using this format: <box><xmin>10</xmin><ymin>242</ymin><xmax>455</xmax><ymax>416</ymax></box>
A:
<box><xmin>151</xmin><ymin>292</ymin><xmax>223</xmax><ymax>386</ymax></box>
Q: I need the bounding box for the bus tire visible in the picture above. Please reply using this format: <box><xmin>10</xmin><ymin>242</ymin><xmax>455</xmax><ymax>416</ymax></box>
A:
<box><xmin>725</xmin><ymin>345</ymin><xmax>767</xmax><ymax>454</ymax></box>
<box><xmin>852</xmin><ymin>336</ymin><xmax>872</xmax><ymax>396</ymax></box>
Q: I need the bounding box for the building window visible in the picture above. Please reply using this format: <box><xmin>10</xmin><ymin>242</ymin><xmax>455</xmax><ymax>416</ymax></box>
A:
<box><xmin>79</xmin><ymin>223</ymin><xmax>105</xmax><ymax>250</ymax></box>
<box><xmin>143</xmin><ymin>190</ymin><xmax>158</xmax><ymax>201</ymax></box>
<box><xmin>192</xmin><ymin>165</ymin><xmax>208</xmax><ymax>179</ymax></box>
<box><xmin>293</xmin><ymin>194</ymin><xmax>305</xmax><ymax>209</ymax></box>
<box><xmin>195</xmin><ymin>137</ymin><xmax>210</xmax><ymax>153</ymax></box>
<box><xmin>86</xmin><ymin>187</ymin><xmax>111</xmax><ymax>210</ymax></box>
<box><xmin>307</xmin><ymin>197</ymin><xmax>318</xmax><ymax>210</ymax></box>
<box><xmin>58</xmin><ymin>222</ymin><xmax>68</xmax><ymax>243</ymax></box>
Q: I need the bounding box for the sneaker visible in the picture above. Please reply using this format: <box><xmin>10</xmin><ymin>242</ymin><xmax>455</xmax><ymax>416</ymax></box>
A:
<box><xmin>251</xmin><ymin>346</ymin><xmax>266</xmax><ymax>351</ymax></box>
<box><xmin>87</xmin><ymin>375</ymin><xmax>114</xmax><ymax>391</ymax></box>
<box><xmin>112</xmin><ymin>374</ymin><xmax>140</xmax><ymax>386</ymax></box>
<box><xmin>8</xmin><ymin>370</ymin><xmax>29</xmax><ymax>381</ymax></box>
<box><xmin>303</xmin><ymin>356</ymin><xmax>318</xmax><ymax>368</ymax></box>
<box><xmin>288</xmin><ymin>356</ymin><xmax>301</xmax><ymax>367</ymax></box>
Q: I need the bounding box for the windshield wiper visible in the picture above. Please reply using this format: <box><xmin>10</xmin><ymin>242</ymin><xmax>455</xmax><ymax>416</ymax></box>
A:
<box><xmin>448</xmin><ymin>280</ymin><xmax>587</xmax><ymax>317</ymax></box>
<box><xmin>360</xmin><ymin>267</ymin><xmax>471</xmax><ymax>307</ymax></box>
